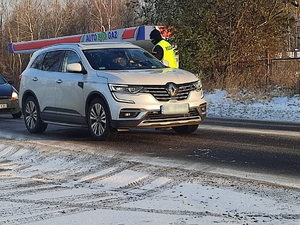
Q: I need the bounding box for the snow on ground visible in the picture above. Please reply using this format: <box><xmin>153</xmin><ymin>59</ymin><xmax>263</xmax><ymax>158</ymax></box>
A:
<box><xmin>1</xmin><ymin>90</ymin><xmax>300</xmax><ymax>225</ymax></box>
<box><xmin>205</xmin><ymin>89</ymin><xmax>300</xmax><ymax>122</ymax></box>
<box><xmin>1</xmin><ymin>140</ymin><xmax>300</xmax><ymax>225</ymax></box>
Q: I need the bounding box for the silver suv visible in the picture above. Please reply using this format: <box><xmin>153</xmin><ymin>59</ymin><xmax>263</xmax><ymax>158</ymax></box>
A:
<box><xmin>19</xmin><ymin>42</ymin><xmax>206</xmax><ymax>140</ymax></box>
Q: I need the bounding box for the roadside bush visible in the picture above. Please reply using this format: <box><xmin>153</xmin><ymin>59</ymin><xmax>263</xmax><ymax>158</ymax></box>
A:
<box><xmin>203</xmin><ymin>58</ymin><xmax>300</xmax><ymax>97</ymax></box>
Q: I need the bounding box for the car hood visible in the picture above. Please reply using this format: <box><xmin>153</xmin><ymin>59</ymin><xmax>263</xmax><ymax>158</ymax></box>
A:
<box><xmin>96</xmin><ymin>68</ymin><xmax>198</xmax><ymax>84</ymax></box>
<box><xmin>0</xmin><ymin>84</ymin><xmax>13</xmax><ymax>97</ymax></box>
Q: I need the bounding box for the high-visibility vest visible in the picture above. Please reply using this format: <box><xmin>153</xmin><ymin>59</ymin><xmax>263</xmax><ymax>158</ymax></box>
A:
<box><xmin>154</xmin><ymin>40</ymin><xmax>178</xmax><ymax>68</ymax></box>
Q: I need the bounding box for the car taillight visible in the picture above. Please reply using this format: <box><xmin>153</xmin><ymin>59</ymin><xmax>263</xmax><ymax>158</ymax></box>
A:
<box><xmin>19</xmin><ymin>74</ymin><xmax>22</xmax><ymax>82</ymax></box>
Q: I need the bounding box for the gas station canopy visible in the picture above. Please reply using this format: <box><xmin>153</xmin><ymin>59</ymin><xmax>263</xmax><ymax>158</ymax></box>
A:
<box><xmin>9</xmin><ymin>25</ymin><xmax>172</xmax><ymax>54</ymax></box>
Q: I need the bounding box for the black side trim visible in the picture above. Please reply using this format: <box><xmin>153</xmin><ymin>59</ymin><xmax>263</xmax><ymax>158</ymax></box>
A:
<box><xmin>55</xmin><ymin>114</ymin><xmax>86</xmax><ymax>126</ymax></box>
<box><xmin>41</xmin><ymin>111</ymin><xmax>56</xmax><ymax>122</ymax></box>
<box><xmin>42</xmin><ymin>107</ymin><xmax>87</xmax><ymax>126</ymax></box>
<box><xmin>55</xmin><ymin>107</ymin><xmax>81</xmax><ymax>115</ymax></box>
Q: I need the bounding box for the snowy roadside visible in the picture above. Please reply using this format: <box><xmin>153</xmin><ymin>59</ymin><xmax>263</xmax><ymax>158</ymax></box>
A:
<box><xmin>1</xmin><ymin>139</ymin><xmax>300</xmax><ymax>225</ymax></box>
<box><xmin>205</xmin><ymin>89</ymin><xmax>300</xmax><ymax>122</ymax></box>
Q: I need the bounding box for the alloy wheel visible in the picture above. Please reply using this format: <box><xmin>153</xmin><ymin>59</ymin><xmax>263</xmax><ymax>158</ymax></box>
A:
<box><xmin>90</xmin><ymin>102</ymin><xmax>107</xmax><ymax>136</ymax></box>
<box><xmin>25</xmin><ymin>100</ymin><xmax>37</xmax><ymax>129</ymax></box>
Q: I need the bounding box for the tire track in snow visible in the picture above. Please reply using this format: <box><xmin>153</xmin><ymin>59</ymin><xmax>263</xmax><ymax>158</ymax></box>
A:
<box><xmin>0</xmin><ymin>142</ymin><xmax>196</xmax><ymax>224</ymax></box>
<box><xmin>1</xmin><ymin>141</ymin><xmax>300</xmax><ymax>224</ymax></box>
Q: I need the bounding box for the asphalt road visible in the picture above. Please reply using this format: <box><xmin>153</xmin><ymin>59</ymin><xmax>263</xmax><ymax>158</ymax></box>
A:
<box><xmin>1</xmin><ymin>114</ymin><xmax>300</xmax><ymax>224</ymax></box>
<box><xmin>1</xmin><ymin>114</ymin><xmax>300</xmax><ymax>176</ymax></box>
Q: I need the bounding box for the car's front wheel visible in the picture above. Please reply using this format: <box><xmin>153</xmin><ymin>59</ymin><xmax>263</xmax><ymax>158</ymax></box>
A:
<box><xmin>23</xmin><ymin>96</ymin><xmax>47</xmax><ymax>133</ymax></box>
<box><xmin>172</xmin><ymin>125</ymin><xmax>199</xmax><ymax>134</ymax></box>
<box><xmin>87</xmin><ymin>98</ymin><xmax>117</xmax><ymax>141</ymax></box>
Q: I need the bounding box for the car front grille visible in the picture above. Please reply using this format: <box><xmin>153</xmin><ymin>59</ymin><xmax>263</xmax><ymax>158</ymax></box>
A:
<box><xmin>141</xmin><ymin>82</ymin><xmax>196</xmax><ymax>102</ymax></box>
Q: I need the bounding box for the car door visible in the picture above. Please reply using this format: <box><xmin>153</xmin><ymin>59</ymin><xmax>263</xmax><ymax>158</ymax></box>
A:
<box><xmin>35</xmin><ymin>50</ymin><xmax>65</xmax><ymax>121</ymax></box>
<box><xmin>24</xmin><ymin>51</ymin><xmax>65</xmax><ymax>122</ymax></box>
<box><xmin>54</xmin><ymin>50</ymin><xmax>86</xmax><ymax>126</ymax></box>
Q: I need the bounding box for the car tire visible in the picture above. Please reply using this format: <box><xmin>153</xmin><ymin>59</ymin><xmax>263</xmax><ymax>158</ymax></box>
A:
<box><xmin>12</xmin><ymin>111</ymin><xmax>22</xmax><ymax>119</ymax></box>
<box><xmin>172</xmin><ymin>125</ymin><xmax>199</xmax><ymax>134</ymax></box>
<box><xmin>23</xmin><ymin>96</ymin><xmax>47</xmax><ymax>133</ymax></box>
<box><xmin>87</xmin><ymin>98</ymin><xmax>117</xmax><ymax>141</ymax></box>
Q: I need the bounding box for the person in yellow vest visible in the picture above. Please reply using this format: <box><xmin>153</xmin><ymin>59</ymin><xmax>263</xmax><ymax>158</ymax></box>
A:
<box><xmin>149</xmin><ymin>29</ymin><xmax>178</xmax><ymax>68</ymax></box>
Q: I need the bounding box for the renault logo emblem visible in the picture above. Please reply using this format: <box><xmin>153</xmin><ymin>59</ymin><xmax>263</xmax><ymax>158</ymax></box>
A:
<box><xmin>166</xmin><ymin>83</ymin><xmax>178</xmax><ymax>97</ymax></box>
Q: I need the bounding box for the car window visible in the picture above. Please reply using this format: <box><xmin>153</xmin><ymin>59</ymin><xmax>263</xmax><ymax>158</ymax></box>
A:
<box><xmin>42</xmin><ymin>50</ymin><xmax>65</xmax><ymax>72</ymax></box>
<box><xmin>61</xmin><ymin>50</ymin><xmax>82</xmax><ymax>73</ymax></box>
<box><xmin>83</xmin><ymin>48</ymin><xmax>166</xmax><ymax>70</ymax></box>
<box><xmin>31</xmin><ymin>53</ymin><xmax>45</xmax><ymax>70</ymax></box>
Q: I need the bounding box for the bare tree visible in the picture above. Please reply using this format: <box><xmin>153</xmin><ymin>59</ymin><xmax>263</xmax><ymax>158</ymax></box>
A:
<box><xmin>11</xmin><ymin>0</ymin><xmax>47</xmax><ymax>41</ymax></box>
<box><xmin>89</xmin><ymin>0</ymin><xmax>134</xmax><ymax>31</ymax></box>
<box><xmin>120</xmin><ymin>0</ymin><xmax>143</xmax><ymax>27</ymax></box>
<box><xmin>42</xmin><ymin>0</ymin><xmax>65</xmax><ymax>38</ymax></box>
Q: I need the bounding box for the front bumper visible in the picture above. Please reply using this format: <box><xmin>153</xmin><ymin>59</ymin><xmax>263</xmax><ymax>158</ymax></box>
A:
<box><xmin>0</xmin><ymin>99</ymin><xmax>21</xmax><ymax>114</ymax></box>
<box><xmin>111</xmin><ymin>103</ymin><xmax>207</xmax><ymax>129</ymax></box>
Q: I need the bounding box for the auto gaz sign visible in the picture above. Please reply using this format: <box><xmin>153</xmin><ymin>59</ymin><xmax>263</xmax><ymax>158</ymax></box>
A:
<box><xmin>82</xmin><ymin>31</ymin><xmax>119</xmax><ymax>43</ymax></box>
<box><xmin>107</xmin><ymin>31</ymin><xmax>118</xmax><ymax>39</ymax></box>
<box><xmin>82</xmin><ymin>32</ymin><xmax>108</xmax><ymax>42</ymax></box>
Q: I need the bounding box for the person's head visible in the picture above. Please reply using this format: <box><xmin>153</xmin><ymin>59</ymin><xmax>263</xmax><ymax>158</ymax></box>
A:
<box><xmin>150</xmin><ymin>29</ymin><xmax>163</xmax><ymax>45</ymax></box>
<box><xmin>114</xmin><ymin>57</ymin><xmax>127</xmax><ymax>67</ymax></box>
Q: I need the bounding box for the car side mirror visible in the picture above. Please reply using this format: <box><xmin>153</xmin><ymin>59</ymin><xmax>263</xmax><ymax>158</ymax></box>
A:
<box><xmin>67</xmin><ymin>63</ymin><xmax>87</xmax><ymax>74</ymax></box>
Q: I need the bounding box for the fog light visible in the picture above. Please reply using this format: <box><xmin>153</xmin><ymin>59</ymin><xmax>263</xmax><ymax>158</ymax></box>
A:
<box><xmin>200</xmin><ymin>103</ymin><xmax>207</xmax><ymax>113</ymax></box>
<box><xmin>119</xmin><ymin>109</ymin><xmax>141</xmax><ymax>118</ymax></box>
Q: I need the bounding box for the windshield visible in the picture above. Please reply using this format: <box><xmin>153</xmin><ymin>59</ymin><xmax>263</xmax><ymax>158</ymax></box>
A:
<box><xmin>83</xmin><ymin>48</ymin><xmax>167</xmax><ymax>70</ymax></box>
<box><xmin>0</xmin><ymin>76</ymin><xmax>7</xmax><ymax>84</ymax></box>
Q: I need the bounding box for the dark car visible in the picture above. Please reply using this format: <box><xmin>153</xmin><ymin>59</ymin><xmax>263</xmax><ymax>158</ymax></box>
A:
<box><xmin>0</xmin><ymin>74</ymin><xmax>22</xmax><ymax>118</ymax></box>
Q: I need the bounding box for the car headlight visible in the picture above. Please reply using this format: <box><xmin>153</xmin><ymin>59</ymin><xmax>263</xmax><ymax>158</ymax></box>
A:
<box><xmin>109</xmin><ymin>84</ymin><xmax>144</xmax><ymax>104</ymax></box>
<box><xmin>192</xmin><ymin>80</ymin><xmax>202</xmax><ymax>91</ymax></box>
<box><xmin>109</xmin><ymin>84</ymin><xmax>143</xmax><ymax>94</ymax></box>
<box><xmin>11</xmin><ymin>91</ymin><xmax>19</xmax><ymax>100</ymax></box>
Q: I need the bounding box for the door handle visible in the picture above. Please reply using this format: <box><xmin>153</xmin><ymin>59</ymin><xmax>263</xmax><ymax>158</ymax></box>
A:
<box><xmin>56</xmin><ymin>79</ymin><xmax>63</xmax><ymax>84</ymax></box>
<box><xmin>32</xmin><ymin>77</ymin><xmax>38</xmax><ymax>81</ymax></box>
